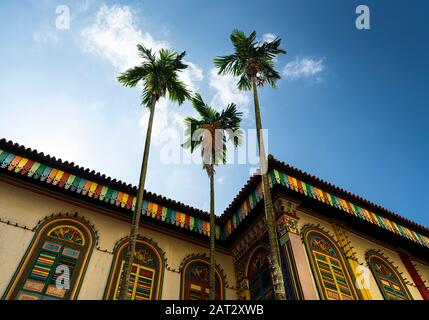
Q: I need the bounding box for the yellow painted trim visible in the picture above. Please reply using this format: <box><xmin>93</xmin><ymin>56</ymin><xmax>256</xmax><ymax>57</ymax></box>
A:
<box><xmin>105</xmin><ymin>239</ymin><xmax>164</xmax><ymax>300</ymax></box>
<box><xmin>113</xmin><ymin>261</ymin><xmax>155</xmax><ymax>300</ymax></box>
<box><xmin>332</xmin><ymin>224</ymin><xmax>372</xmax><ymax>300</ymax></box>
<box><xmin>312</xmin><ymin>251</ymin><xmax>354</xmax><ymax>300</ymax></box>
<box><xmin>47</xmin><ymin>225</ymin><xmax>86</xmax><ymax>246</ymax></box>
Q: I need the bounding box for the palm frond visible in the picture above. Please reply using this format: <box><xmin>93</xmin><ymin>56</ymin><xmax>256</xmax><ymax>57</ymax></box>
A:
<box><xmin>214</xmin><ymin>29</ymin><xmax>286</xmax><ymax>90</ymax></box>
<box><xmin>137</xmin><ymin>44</ymin><xmax>156</xmax><ymax>63</ymax></box>
<box><xmin>213</xmin><ymin>54</ymin><xmax>238</xmax><ymax>76</ymax></box>
<box><xmin>172</xmin><ymin>51</ymin><xmax>188</xmax><ymax>70</ymax></box>
<box><xmin>118</xmin><ymin>44</ymin><xmax>191</xmax><ymax>107</ymax></box>
<box><xmin>182</xmin><ymin>116</ymin><xmax>204</xmax><ymax>153</ymax></box>
<box><xmin>117</xmin><ymin>65</ymin><xmax>148</xmax><ymax>87</ymax></box>
<box><xmin>167</xmin><ymin>76</ymin><xmax>191</xmax><ymax>105</ymax></box>
<box><xmin>191</xmin><ymin>93</ymin><xmax>217</xmax><ymax>121</ymax></box>
<box><xmin>237</xmin><ymin>75</ymin><xmax>252</xmax><ymax>91</ymax></box>
<box><xmin>182</xmin><ymin>94</ymin><xmax>243</xmax><ymax>173</ymax></box>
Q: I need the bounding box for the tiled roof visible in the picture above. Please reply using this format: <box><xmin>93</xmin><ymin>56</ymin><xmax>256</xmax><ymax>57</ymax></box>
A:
<box><xmin>0</xmin><ymin>139</ymin><xmax>221</xmax><ymax>239</ymax></box>
<box><xmin>219</xmin><ymin>155</ymin><xmax>429</xmax><ymax>248</ymax></box>
<box><xmin>0</xmin><ymin>138</ymin><xmax>428</xmax><ymax>249</ymax></box>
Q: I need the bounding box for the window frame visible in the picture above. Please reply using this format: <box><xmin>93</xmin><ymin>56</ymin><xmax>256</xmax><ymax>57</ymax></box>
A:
<box><xmin>246</xmin><ymin>246</ymin><xmax>274</xmax><ymax>300</ymax></box>
<box><xmin>302</xmin><ymin>227</ymin><xmax>358</xmax><ymax>300</ymax></box>
<box><xmin>103</xmin><ymin>238</ymin><xmax>165</xmax><ymax>300</ymax></box>
<box><xmin>180</xmin><ymin>257</ymin><xmax>224</xmax><ymax>300</ymax></box>
<box><xmin>3</xmin><ymin>217</ymin><xmax>95</xmax><ymax>300</ymax></box>
<box><xmin>366</xmin><ymin>251</ymin><xmax>412</xmax><ymax>300</ymax></box>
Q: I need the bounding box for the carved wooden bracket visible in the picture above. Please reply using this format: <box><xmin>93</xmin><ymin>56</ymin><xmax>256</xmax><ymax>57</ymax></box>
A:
<box><xmin>274</xmin><ymin>198</ymin><xmax>301</xmax><ymax>236</ymax></box>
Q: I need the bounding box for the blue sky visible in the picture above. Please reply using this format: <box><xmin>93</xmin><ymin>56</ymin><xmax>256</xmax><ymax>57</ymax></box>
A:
<box><xmin>0</xmin><ymin>0</ymin><xmax>428</xmax><ymax>227</ymax></box>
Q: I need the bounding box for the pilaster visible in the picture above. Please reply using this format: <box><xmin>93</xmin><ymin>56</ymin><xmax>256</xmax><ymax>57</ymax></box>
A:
<box><xmin>274</xmin><ymin>198</ymin><xmax>318</xmax><ymax>300</ymax></box>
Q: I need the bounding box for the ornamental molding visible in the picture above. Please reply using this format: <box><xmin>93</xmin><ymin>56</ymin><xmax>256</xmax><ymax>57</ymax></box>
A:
<box><xmin>274</xmin><ymin>197</ymin><xmax>301</xmax><ymax>236</ymax></box>
<box><xmin>274</xmin><ymin>197</ymin><xmax>300</xmax><ymax>217</ymax></box>
<box><xmin>276</xmin><ymin>215</ymin><xmax>299</xmax><ymax>236</ymax></box>
<box><xmin>112</xmin><ymin>234</ymin><xmax>167</xmax><ymax>266</ymax></box>
<box><xmin>177</xmin><ymin>253</ymin><xmax>228</xmax><ymax>286</ymax></box>
<box><xmin>33</xmin><ymin>211</ymin><xmax>99</xmax><ymax>247</ymax></box>
<box><xmin>231</xmin><ymin>218</ymin><xmax>267</xmax><ymax>262</ymax></box>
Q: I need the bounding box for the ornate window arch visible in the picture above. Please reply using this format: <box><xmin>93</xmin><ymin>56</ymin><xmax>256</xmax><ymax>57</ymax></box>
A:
<box><xmin>3</xmin><ymin>215</ymin><xmax>96</xmax><ymax>300</ymax></box>
<box><xmin>302</xmin><ymin>226</ymin><xmax>358</xmax><ymax>300</ymax></box>
<box><xmin>104</xmin><ymin>237</ymin><xmax>165</xmax><ymax>300</ymax></box>
<box><xmin>246</xmin><ymin>245</ymin><xmax>274</xmax><ymax>300</ymax></box>
<box><xmin>366</xmin><ymin>250</ymin><xmax>412</xmax><ymax>300</ymax></box>
<box><xmin>180</xmin><ymin>256</ymin><xmax>224</xmax><ymax>300</ymax></box>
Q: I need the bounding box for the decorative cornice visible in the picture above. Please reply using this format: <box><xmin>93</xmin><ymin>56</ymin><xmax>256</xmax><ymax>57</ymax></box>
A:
<box><xmin>274</xmin><ymin>198</ymin><xmax>300</xmax><ymax>236</ymax></box>
<box><xmin>0</xmin><ymin>143</ymin><xmax>223</xmax><ymax>240</ymax></box>
<box><xmin>1</xmin><ymin>138</ymin><xmax>428</xmax><ymax>251</ymax></box>
<box><xmin>269</xmin><ymin>168</ymin><xmax>429</xmax><ymax>249</ymax></box>
<box><xmin>231</xmin><ymin>217</ymin><xmax>267</xmax><ymax>262</ymax></box>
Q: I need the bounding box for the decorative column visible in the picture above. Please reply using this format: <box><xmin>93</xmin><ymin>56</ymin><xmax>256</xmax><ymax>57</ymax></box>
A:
<box><xmin>231</xmin><ymin>219</ymin><xmax>267</xmax><ymax>300</ymax></box>
<box><xmin>274</xmin><ymin>198</ymin><xmax>319</xmax><ymax>300</ymax></box>
<box><xmin>398</xmin><ymin>251</ymin><xmax>429</xmax><ymax>300</ymax></box>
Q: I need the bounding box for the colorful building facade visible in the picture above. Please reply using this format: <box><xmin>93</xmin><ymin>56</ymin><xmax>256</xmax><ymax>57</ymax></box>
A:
<box><xmin>0</xmin><ymin>138</ymin><xmax>428</xmax><ymax>300</ymax></box>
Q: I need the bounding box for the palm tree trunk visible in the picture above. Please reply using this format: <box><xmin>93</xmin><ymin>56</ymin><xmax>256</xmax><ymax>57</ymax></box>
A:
<box><xmin>209</xmin><ymin>163</ymin><xmax>216</xmax><ymax>300</ymax></box>
<box><xmin>251</xmin><ymin>78</ymin><xmax>286</xmax><ymax>300</ymax></box>
<box><xmin>117</xmin><ymin>98</ymin><xmax>157</xmax><ymax>300</ymax></box>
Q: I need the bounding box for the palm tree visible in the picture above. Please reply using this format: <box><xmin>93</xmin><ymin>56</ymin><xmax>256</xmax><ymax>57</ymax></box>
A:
<box><xmin>116</xmin><ymin>44</ymin><xmax>191</xmax><ymax>300</ymax></box>
<box><xmin>214</xmin><ymin>30</ymin><xmax>287</xmax><ymax>300</ymax></box>
<box><xmin>182</xmin><ymin>93</ymin><xmax>242</xmax><ymax>300</ymax></box>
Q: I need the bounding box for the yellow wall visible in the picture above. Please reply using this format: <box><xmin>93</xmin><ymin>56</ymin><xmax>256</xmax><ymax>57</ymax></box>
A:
<box><xmin>0</xmin><ymin>180</ymin><xmax>236</xmax><ymax>300</ymax></box>
<box><xmin>1</xmin><ymin>179</ymin><xmax>428</xmax><ymax>301</ymax></box>
<box><xmin>294</xmin><ymin>204</ymin><xmax>427</xmax><ymax>300</ymax></box>
<box><xmin>345</xmin><ymin>230</ymin><xmax>423</xmax><ymax>300</ymax></box>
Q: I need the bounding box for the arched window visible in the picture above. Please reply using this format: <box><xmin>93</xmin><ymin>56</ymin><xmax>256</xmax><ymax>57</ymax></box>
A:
<box><xmin>366</xmin><ymin>251</ymin><xmax>411</xmax><ymax>300</ymax></box>
<box><xmin>3</xmin><ymin>216</ymin><xmax>95</xmax><ymax>300</ymax></box>
<box><xmin>302</xmin><ymin>227</ymin><xmax>358</xmax><ymax>300</ymax></box>
<box><xmin>181</xmin><ymin>258</ymin><xmax>224</xmax><ymax>300</ymax></box>
<box><xmin>104</xmin><ymin>238</ymin><xmax>165</xmax><ymax>300</ymax></box>
<box><xmin>246</xmin><ymin>246</ymin><xmax>274</xmax><ymax>300</ymax></box>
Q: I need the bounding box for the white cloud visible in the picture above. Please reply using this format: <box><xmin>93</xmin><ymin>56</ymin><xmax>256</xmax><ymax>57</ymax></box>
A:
<box><xmin>181</xmin><ymin>61</ymin><xmax>204</xmax><ymax>93</ymax></box>
<box><xmin>81</xmin><ymin>4</ymin><xmax>203</xmax><ymax>89</ymax></box>
<box><xmin>81</xmin><ymin>4</ymin><xmax>204</xmax><ymax>145</ymax></box>
<box><xmin>209</xmin><ymin>68</ymin><xmax>251</xmax><ymax>118</ymax></box>
<box><xmin>81</xmin><ymin>4</ymin><xmax>169</xmax><ymax>70</ymax></box>
<box><xmin>283</xmin><ymin>57</ymin><xmax>325</xmax><ymax>80</ymax></box>
<box><xmin>261</xmin><ymin>33</ymin><xmax>276</xmax><ymax>43</ymax></box>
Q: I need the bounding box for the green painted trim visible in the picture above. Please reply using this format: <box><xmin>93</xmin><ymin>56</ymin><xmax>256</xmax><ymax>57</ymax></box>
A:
<box><xmin>282</xmin><ymin>240</ymin><xmax>304</xmax><ymax>299</ymax></box>
<box><xmin>102</xmin><ymin>236</ymin><xmax>166</xmax><ymax>300</ymax></box>
<box><xmin>365</xmin><ymin>250</ymin><xmax>413</xmax><ymax>300</ymax></box>
<box><xmin>1</xmin><ymin>214</ymin><xmax>97</xmax><ymax>300</ymax></box>
<box><xmin>300</xmin><ymin>224</ymin><xmax>361</xmax><ymax>300</ymax></box>
<box><xmin>178</xmin><ymin>255</ymin><xmax>226</xmax><ymax>300</ymax></box>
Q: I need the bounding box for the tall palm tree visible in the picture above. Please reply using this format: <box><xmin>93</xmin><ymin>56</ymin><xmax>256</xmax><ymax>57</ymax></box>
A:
<box><xmin>214</xmin><ymin>30</ymin><xmax>287</xmax><ymax>300</ymax></box>
<box><xmin>116</xmin><ymin>44</ymin><xmax>191</xmax><ymax>300</ymax></box>
<box><xmin>182</xmin><ymin>93</ymin><xmax>242</xmax><ymax>300</ymax></box>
